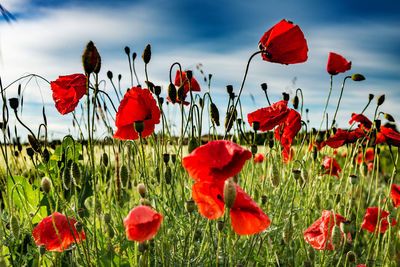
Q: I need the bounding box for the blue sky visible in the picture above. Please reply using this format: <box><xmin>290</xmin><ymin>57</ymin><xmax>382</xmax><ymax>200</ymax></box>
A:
<box><xmin>1</xmin><ymin>0</ymin><xmax>399</xmax><ymax>139</ymax></box>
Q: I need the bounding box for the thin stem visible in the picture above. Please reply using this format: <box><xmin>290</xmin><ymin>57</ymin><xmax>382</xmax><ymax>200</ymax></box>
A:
<box><xmin>331</xmin><ymin>76</ymin><xmax>351</xmax><ymax>128</ymax></box>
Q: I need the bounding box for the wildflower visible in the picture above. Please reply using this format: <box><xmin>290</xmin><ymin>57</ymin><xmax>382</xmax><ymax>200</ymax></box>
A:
<box><xmin>361</xmin><ymin>207</ymin><xmax>397</xmax><ymax>234</ymax></box>
<box><xmin>274</xmin><ymin>109</ymin><xmax>301</xmax><ymax>151</ymax></box>
<box><xmin>258</xmin><ymin>19</ymin><xmax>308</xmax><ymax>64</ymax></box>
<box><xmin>124</xmin><ymin>206</ymin><xmax>163</xmax><ymax>243</ymax></box>
<box><xmin>391</xmin><ymin>184</ymin><xmax>400</xmax><ymax>208</ymax></box>
<box><xmin>322</xmin><ymin>157</ymin><xmax>342</xmax><ymax>178</ymax></box>
<box><xmin>356</xmin><ymin>148</ymin><xmax>374</xmax><ymax>165</ymax></box>
<box><xmin>367</xmin><ymin>162</ymin><xmax>374</xmax><ymax>172</ymax></box>
<box><xmin>247</xmin><ymin>100</ymin><xmax>289</xmax><ymax>132</ymax></box>
<box><xmin>168</xmin><ymin>70</ymin><xmax>201</xmax><ymax>104</ymax></box>
<box><xmin>349</xmin><ymin>113</ymin><xmax>372</xmax><ymax>130</ymax></box>
<box><xmin>182</xmin><ymin>140</ymin><xmax>252</xmax><ymax>182</ymax></box>
<box><xmin>50</xmin><ymin>74</ymin><xmax>87</xmax><ymax>115</ymax></box>
<box><xmin>32</xmin><ymin>212</ymin><xmax>86</xmax><ymax>252</ymax></box>
<box><xmin>254</xmin><ymin>153</ymin><xmax>264</xmax><ymax>163</ymax></box>
<box><xmin>321</xmin><ymin>128</ymin><xmax>367</xmax><ymax>149</ymax></box>
<box><xmin>113</xmin><ymin>87</ymin><xmax>161</xmax><ymax>140</ymax></box>
<box><xmin>303</xmin><ymin>210</ymin><xmax>350</xmax><ymax>250</ymax></box>
<box><xmin>327</xmin><ymin>52</ymin><xmax>351</xmax><ymax>75</ymax></box>
<box><xmin>374</xmin><ymin>126</ymin><xmax>400</xmax><ymax>147</ymax></box>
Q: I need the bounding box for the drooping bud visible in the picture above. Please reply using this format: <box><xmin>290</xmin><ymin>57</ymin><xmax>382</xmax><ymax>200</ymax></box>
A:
<box><xmin>351</xmin><ymin>73</ymin><xmax>365</xmax><ymax>81</ymax></box>
<box><xmin>377</xmin><ymin>94</ymin><xmax>385</xmax><ymax>106</ymax></box>
<box><xmin>134</xmin><ymin>120</ymin><xmax>145</xmax><ymax>134</ymax></box>
<box><xmin>74</xmin><ymin>221</ymin><xmax>83</xmax><ymax>232</ymax></box>
<box><xmin>42</xmin><ymin>148</ymin><xmax>50</xmax><ymax>163</ymax></box>
<box><xmin>168</xmin><ymin>83</ymin><xmax>177</xmax><ymax>104</ymax></box>
<box><xmin>62</xmin><ymin>160</ymin><xmax>73</xmax><ymax>190</ymax></box>
<box><xmin>282</xmin><ymin>218</ymin><xmax>293</xmax><ymax>244</ymax></box>
<box><xmin>102</xmin><ymin>152</ymin><xmax>109</xmax><ymax>167</ymax></box>
<box><xmin>10</xmin><ymin>215</ymin><xmax>19</xmax><ymax>238</ymax></box>
<box><xmin>347</xmin><ymin>251</ymin><xmax>356</xmax><ymax>263</ymax></box>
<box><xmin>137</xmin><ymin>183</ymin><xmax>147</xmax><ymax>198</ymax></box>
<box><xmin>177</xmin><ymin>85</ymin><xmax>185</xmax><ymax>102</ymax></box>
<box><xmin>188</xmin><ymin>138</ymin><xmax>198</xmax><ymax>154</ymax></box>
<box><xmin>9</xmin><ymin>98</ymin><xmax>19</xmax><ymax>110</ymax></box>
<box><xmin>252</xmin><ymin>121</ymin><xmax>260</xmax><ymax>132</ymax></box>
<box><xmin>292</xmin><ymin>169</ymin><xmax>301</xmax><ymax>180</ymax></box>
<box><xmin>331</xmin><ymin>225</ymin><xmax>342</xmax><ymax>250</ymax></box>
<box><xmin>270</xmin><ymin>165</ymin><xmax>280</xmax><ymax>187</ymax></box>
<box><xmin>292</xmin><ymin>95</ymin><xmax>299</xmax><ymax>109</ymax></box>
<box><xmin>186</xmin><ymin>199</ymin><xmax>196</xmax><ymax>213</ymax></box>
<box><xmin>71</xmin><ymin>162</ymin><xmax>81</xmax><ymax>186</ymax></box>
<box><xmin>28</xmin><ymin>134</ymin><xmax>40</xmax><ymax>153</ymax></box>
<box><xmin>225</xmin><ymin>107</ymin><xmax>237</xmax><ymax>133</ymax></box>
<box><xmin>250</xmin><ymin>144</ymin><xmax>257</xmax><ymax>155</ymax></box>
<box><xmin>120</xmin><ymin>165</ymin><xmax>129</xmax><ymax>187</ymax></box>
<box><xmin>198</xmin><ymin>98</ymin><xmax>204</xmax><ymax>108</ymax></box>
<box><xmin>384</xmin><ymin>113</ymin><xmax>395</xmax><ymax>122</ymax></box>
<box><xmin>82</xmin><ymin>41</ymin><xmax>101</xmax><ymax>74</ymax></box>
<box><xmin>223</xmin><ymin>178</ymin><xmax>237</xmax><ymax>209</ymax></box>
<box><xmin>41</xmin><ymin>177</ymin><xmax>52</xmax><ymax>194</ymax></box>
<box><xmin>142</xmin><ymin>44</ymin><xmax>151</xmax><ymax>64</ymax></box>
<box><xmin>368</xmin><ymin>94</ymin><xmax>374</xmax><ymax>101</ymax></box>
<box><xmin>210</xmin><ymin>103</ymin><xmax>220</xmax><ymax>126</ymax></box>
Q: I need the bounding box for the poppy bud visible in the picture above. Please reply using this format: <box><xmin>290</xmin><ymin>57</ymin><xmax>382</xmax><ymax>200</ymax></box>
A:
<box><xmin>270</xmin><ymin>165</ymin><xmax>280</xmax><ymax>187</ymax></box>
<box><xmin>186</xmin><ymin>199</ymin><xmax>196</xmax><ymax>213</ymax></box>
<box><xmin>226</xmin><ymin>85</ymin><xmax>233</xmax><ymax>94</ymax></box>
<box><xmin>107</xmin><ymin>225</ymin><xmax>114</xmax><ymax>238</ymax></box>
<box><xmin>74</xmin><ymin>221</ymin><xmax>83</xmax><ymax>232</ymax></box>
<box><xmin>107</xmin><ymin>70</ymin><xmax>113</xmax><ymax>80</ymax></box>
<box><xmin>10</xmin><ymin>215</ymin><xmax>19</xmax><ymax>238</ymax></box>
<box><xmin>348</xmin><ymin>174</ymin><xmax>358</xmax><ymax>185</ymax></box>
<box><xmin>140</xmin><ymin>199</ymin><xmax>151</xmax><ymax>206</ymax></box>
<box><xmin>39</xmin><ymin>245</ymin><xmax>46</xmax><ymax>255</ymax></box>
<box><xmin>351</xmin><ymin>73</ymin><xmax>365</xmax><ymax>81</ymax></box>
<box><xmin>346</xmin><ymin>251</ymin><xmax>356</xmax><ymax>263</ymax></box>
<box><xmin>171</xmin><ymin>154</ymin><xmax>176</xmax><ymax>164</ymax></box>
<box><xmin>340</xmin><ymin>220</ymin><xmax>351</xmax><ymax>234</ymax></box>
<box><xmin>168</xmin><ymin>83</ymin><xmax>177</xmax><ymax>104</ymax></box>
<box><xmin>225</xmin><ymin>107</ymin><xmax>237</xmax><ymax>133</ymax></box>
<box><xmin>368</xmin><ymin>94</ymin><xmax>374</xmax><ymax>101</ymax></box>
<box><xmin>260</xmin><ymin>83</ymin><xmax>267</xmax><ymax>92</ymax></box>
<box><xmin>142</xmin><ymin>44</ymin><xmax>151</xmax><ymax>64</ymax></box>
<box><xmin>118</xmin><ymin>74</ymin><xmax>122</xmax><ymax>81</ymax></box>
<box><xmin>282</xmin><ymin>92</ymin><xmax>289</xmax><ymax>101</ymax></box>
<box><xmin>104</xmin><ymin>213</ymin><xmax>111</xmax><ymax>224</ymax></box>
<box><xmin>188</xmin><ymin>138</ymin><xmax>198</xmax><ymax>154</ymax></box>
<box><xmin>28</xmin><ymin>134</ymin><xmax>40</xmax><ymax>153</ymax></box>
<box><xmin>210</xmin><ymin>103</ymin><xmax>220</xmax><ymax>126</ymax></box>
<box><xmin>331</xmin><ymin>225</ymin><xmax>342</xmax><ymax>250</ymax></box>
<box><xmin>177</xmin><ymin>85</ymin><xmax>185</xmax><ymax>102</ymax></box>
<box><xmin>120</xmin><ymin>165</ymin><xmax>129</xmax><ymax>187</ymax></box>
<box><xmin>139</xmin><ymin>241</ymin><xmax>149</xmax><ymax>253</ymax></box>
<box><xmin>217</xmin><ymin>220</ymin><xmax>224</xmax><ymax>232</ymax></box>
<box><xmin>42</xmin><ymin>148</ymin><xmax>50</xmax><ymax>163</ymax></box>
<box><xmin>252</xmin><ymin>121</ymin><xmax>260</xmax><ymax>132</ymax></box>
<box><xmin>71</xmin><ymin>162</ymin><xmax>81</xmax><ymax>186</ymax></box>
<box><xmin>154</xmin><ymin>86</ymin><xmax>161</xmax><ymax>96</ymax></box>
<box><xmin>134</xmin><ymin>120</ymin><xmax>145</xmax><ymax>134</ymax></box>
<box><xmin>165</xmin><ymin>166</ymin><xmax>172</xmax><ymax>184</ymax></box>
<box><xmin>384</xmin><ymin>113</ymin><xmax>395</xmax><ymax>122</ymax></box>
<box><xmin>198</xmin><ymin>98</ymin><xmax>204</xmax><ymax>108</ymax></box>
<box><xmin>132</xmin><ymin>52</ymin><xmax>137</xmax><ymax>61</ymax></box>
<box><xmin>261</xmin><ymin>195</ymin><xmax>267</xmax><ymax>205</ymax></box>
<box><xmin>292</xmin><ymin>95</ymin><xmax>299</xmax><ymax>109</ymax></box>
<box><xmin>301</xmin><ymin>169</ymin><xmax>309</xmax><ymax>184</ymax></box>
<box><xmin>268</xmin><ymin>139</ymin><xmax>274</xmax><ymax>148</ymax></box>
<box><xmin>26</xmin><ymin>147</ymin><xmax>34</xmax><ymax>158</ymax></box>
<box><xmin>145</xmin><ymin>81</ymin><xmax>155</xmax><ymax>93</ymax></box>
<box><xmin>377</xmin><ymin>94</ymin><xmax>385</xmax><ymax>106</ymax></box>
<box><xmin>9</xmin><ymin>98</ymin><xmax>19</xmax><ymax>110</ymax></box>
<box><xmin>374</xmin><ymin>120</ymin><xmax>381</xmax><ymax>131</ymax></box>
<box><xmin>224</xmin><ymin>178</ymin><xmax>237</xmax><ymax>209</ymax></box>
<box><xmin>102</xmin><ymin>152</ymin><xmax>109</xmax><ymax>167</ymax></box>
<box><xmin>137</xmin><ymin>183</ymin><xmax>147</xmax><ymax>198</ymax></box>
<box><xmin>282</xmin><ymin>218</ymin><xmax>293</xmax><ymax>244</ymax></box>
<box><xmin>41</xmin><ymin>177</ymin><xmax>52</xmax><ymax>194</ymax></box>
<box><xmin>63</xmin><ymin>160</ymin><xmax>73</xmax><ymax>190</ymax></box>
<box><xmin>124</xmin><ymin>46</ymin><xmax>130</xmax><ymax>55</ymax></box>
<box><xmin>159</xmin><ymin>97</ymin><xmax>164</xmax><ymax>106</ymax></box>
<box><xmin>82</xmin><ymin>41</ymin><xmax>101</xmax><ymax>74</ymax></box>
<box><xmin>292</xmin><ymin>169</ymin><xmax>301</xmax><ymax>180</ymax></box>
<box><xmin>186</xmin><ymin>70</ymin><xmax>193</xmax><ymax>81</ymax></box>
<box><xmin>163</xmin><ymin>153</ymin><xmax>170</xmax><ymax>164</ymax></box>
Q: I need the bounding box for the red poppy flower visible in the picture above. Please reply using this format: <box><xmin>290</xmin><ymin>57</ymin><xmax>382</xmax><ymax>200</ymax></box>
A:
<box><xmin>321</xmin><ymin>128</ymin><xmax>367</xmax><ymax>149</ymax></box>
<box><xmin>247</xmin><ymin>100</ymin><xmax>289</xmax><ymax>132</ymax></box>
<box><xmin>282</xmin><ymin>147</ymin><xmax>294</xmax><ymax>164</ymax></box>
<box><xmin>254</xmin><ymin>153</ymin><xmax>264</xmax><ymax>163</ymax></box>
<box><xmin>274</xmin><ymin>109</ymin><xmax>302</xmax><ymax>149</ymax></box>
<box><xmin>357</xmin><ymin>265</ymin><xmax>367</xmax><ymax>267</ymax></box>
<box><xmin>259</xmin><ymin>19</ymin><xmax>308</xmax><ymax>64</ymax></box>
<box><xmin>326</xmin><ymin>52</ymin><xmax>352</xmax><ymax>75</ymax></box>
<box><xmin>50</xmin><ymin>74</ymin><xmax>87</xmax><ymax>115</ymax></box>
<box><xmin>168</xmin><ymin>70</ymin><xmax>201</xmax><ymax>105</ymax></box>
<box><xmin>182</xmin><ymin>140</ymin><xmax>252</xmax><ymax>182</ymax></box>
<box><xmin>391</xmin><ymin>184</ymin><xmax>400</xmax><ymax>208</ymax></box>
<box><xmin>32</xmin><ymin>212</ymin><xmax>86</xmax><ymax>252</ymax></box>
<box><xmin>367</xmin><ymin>162</ymin><xmax>374</xmax><ymax>172</ymax></box>
<box><xmin>192</xmin><ymin>181</ymin><xmax>270</xmax><ymax>235</ymax></box>
<box><xmin>374</xmin><ymin>126</ymin><xmax>400</xmax><ymax>147</ymax></box>
<box><xmin>322</xmin><ymin>156</ymin><xmax>342</xmax><ymax>178</ymax></box>
<box><xmin>113</xmin><ymin>87</ymin><xmax>161</xmax><ymax>140</ymax></box>
<box><xmin>361</xmin><ymin>207</ymin><xmax>397</xmax><ymax>234</ymax></box>
<box><xmin>349</xmin><ymin>113</ymin><xmax>372</xmax><ymax>130</ymax></box>
<box><xmin>303</xmin><ymin>210</ymin><xmax>349</xmax><ymax>250</ymax></box>
<box><xmin>124</xmin><ymin>206</ymin><xmax>163</xmax><ymax>243</ymax></box>
<box><xmin>356</xmin><ymin>148</ymin><xmax>374</xmax><ymax>164</ymax></box>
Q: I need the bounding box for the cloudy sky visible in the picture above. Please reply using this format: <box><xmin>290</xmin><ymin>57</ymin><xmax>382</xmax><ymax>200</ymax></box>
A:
<box><xmin>1</xmin><ymin>0</ymin><xmax>399</xmax><ymax>140</ymax></box>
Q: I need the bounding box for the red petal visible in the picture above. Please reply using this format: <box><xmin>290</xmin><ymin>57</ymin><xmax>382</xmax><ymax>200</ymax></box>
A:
<box><xmin>124</xmin><ymin>206</ymin><xmax>163</xmax><ymax>242</ymax></box>
<box><xmin>327</xmin><ymin>52</ymin><xmax>352</xmax><ymax>75</ymax></box>
<box><xmin>192</xmin><ymin>181</ymin><xmax>225</xmax><ymax>220</ymax></box>
<box><xmin>247</xmin><ymin>100</ymin><xmax>289</xmax><ymax>132</ymax></box>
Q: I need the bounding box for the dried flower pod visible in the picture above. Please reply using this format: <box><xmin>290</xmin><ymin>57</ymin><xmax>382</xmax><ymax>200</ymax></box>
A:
<box><xmin>142</xmin><ymin>44</ymin><xmax>151</xmax><ymax>64</ymax></box>
<box><xmin>41</xmin><ymin>177</ymin><xmax>52</xmax><ymax>194</ymax></box>
<box><xmin>210</xmin><ymin>103</ymin><xmax>220</xmax><ymax>126</ymax></box>
<box><xmin>223</xmin><ymin>178</ymin><xmax>237</xmax><ymax>208</ymax></box>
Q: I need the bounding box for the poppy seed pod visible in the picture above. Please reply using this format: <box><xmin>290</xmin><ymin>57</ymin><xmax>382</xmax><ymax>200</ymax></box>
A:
<box><xmin>168</xmin><ymin>83</ymin><xmax>177</xmax><ymax>104</ymax></box>
<box><xmin>124</xmin><ymin>46</ymin><xmax>130</xmax><ymax>55</ymax></box>
<box><xmin>9</xmin><ymin>98</ymin><xmax>19</xmax><ymax>110</ymax></box>
<box><xmin>260</xmin><ymin>83</ymin><xmax>268</xmax><ymax>92</ymax></box>
<box><xmin>102</xmin><ymin>152</ymin><xmax>109</xmax><ymax>167</ymax></box>
<box><xmin>26</xmin><ymin>147</ymin><xmax>34</xmax><ymax>158</ymax></box>
<box><xmin>165</xmin><ymin>166</ymin><xmax>172</xmax><ymax>184</ymax></box>
<box><xmin>63</xmin><ymin>160</ymin><xmax>73</xmax><ymax>190</ymax></box>
<box><xmin>154</xmin><ymin>86</ymin><xmax>161</xmax><ymax>96</ymax></box>
<box><xmin>368</xmin><ymin>94</ymin><xmax>374</xmax><ymax>101</ymax></box>
<box><xmin>224</xmin><ymin>178</ymin><xmax>237</xmax><ymax>209</ymax></box>
<box><xmin>28</xmin><ymin>135</ymin><xmax>40</xmax><ymax>153</ymax></box>
<box><xmin>71</xmin><ymin>162</ymin><xmax>81</xmax><ymax>186</ymax></box>
<box><xmin>347</xmin><ymin>251</ymin><xmax>356</xmax><ymax>263</ymax></box>
<box><xmin>171</xmin><ymin>154</ymin><xmax>176</xmax><ymax>164</ymax></box>
<box><xmin>41</xmin><ymin>177</ymin><xmax>52</xmax><ymax>194</ymax></box>
<box><xmin>282</xmin><ymin>92</ymin><xmax>290</xmax><ymax>101</ymax></box>
<box><xmin>186</xmin><ymin>70</ymin><xmax>193</xmax><ymax>81</ymax></box>
<box><xmin>42</xmin><ymin>148</ymin><xmax>50</xmax><ymax>164</ymax></box>
<box><xmin>10</xmin><ymin>215</ymin><xmax>19</xmax><ymax>238</ymax></box>
<box><xmin>177</xmin><ymin>85</ymin><xmax>185</xmax><ymax>102</ymax></box>
<box><xmin>107</xmin><ymin>70</ymin><xmax>113</xmax><ymax>80</ymax></box>
<box><xmin>137</xmin><ymin>183</ymin><xmax>147</xmax><ymax>198</ymax></box>
<box><xmin>134</xmin><ymin>120</ymin><xmax>145</xmax><ymax>134</ymax></box>
<box><xmin>142</xmin><ymin>44</ymin><xmax>151</xmax><ymax>64</ymax></box>
<box><xmin>210</xmin><ymin>103</ymin><xmax>220</xmax><ymax>126</ymax></box>
<box><xmin>292</xmin><ymin>169</ymin><xmax>301</xmax><ymax>180</ymax></box>
<box><xmin>340</xmin><ymin>220</ymin><xmax>351</xmax><ymax>234</ymax></box>
<box><xmin>163</xmin><ymin>153</ymin><xmax>170</xmax><ymax>164</ymax></box>
<box><xmin>374</xmin><ymin>120</ymin><xmax>381</xmax><ymax>131</ymax></box>
<box><xmin>82</xmin><ymin>41</ymin><xmax>101</xmax><ymax>74</ymax></box>
<box><xmin>270</xmin><ymin>165</ymin><xmax>280</xmax><ymax>187</ymax></box>
<box><xmin>293</xmin><ymin>95</ymin><xmax>299</xmax><ymax>109</ymax></box>
<box><xmin>351</xmin><ymin>73</ymin><xmax>365</xmax><ymax>81</ymax></box>
<box><xmin>159</xmin><ymin>97</ymin><xmax>164</xmax><ymax>106</ymax></box>
<box><xmin>186</xmin><ymin>199</ymin><xmax>196</xmax><ymax>213</ymax></box>
<box><xmin>377</xmin><ymin>94</ymin><xmax>385</xmax><ymax>106</ymax></box>
<box><xmin>188</xmin><ymin>138</ymin><xmax>198</xmax><ymax>154</ymax></box>
<box><xmin>217</xmin><ymin>220</ymin><xmax>224</xmax><ymax>231</ymax></box>
<box><xmin>282</xmin><ymin>218</ymin><xmax>293</xmax><ymax>244</ymax></box>
<box><xmin>120</xmin><ymin>165</ymin><xmax>129</xmax><ymax>187</ymax></box>
<box><xmin>331</xmin><ymin>225</ymin><xmax>342</xmax><ymax>250</ymax></box>
<box><xmin>384</xmin><ymin>113</ymin><xmax>395</xmax><ymax>122</ymax></box>
<box><xmin>252</xmin><ymin>121</ymin><xmax>260</xmax><ymax>132</ymax></box>
<box><xmin>226</xmin><ymin>85</ymin><xmax>233</xmax><ymax>94</ymax></box>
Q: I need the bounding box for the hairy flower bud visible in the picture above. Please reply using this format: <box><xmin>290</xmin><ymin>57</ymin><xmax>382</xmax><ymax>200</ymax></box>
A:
<box><xmin>282</xmin><ymin>218</ymin><xmax>293</xmax><ymax>244</ymax></box>
<box><xmin>340</xmin><ymin>220</ymin><xmax>351</xmax><ymax>234</ymax></box>
<box><xmin>63</xmin><ymin>160</ymin><xmax>73</xmax><ymax>190</ymax></box>
<box><xmin>217</xmin><ymin>220</ymin><xmax>224</xmax><ymax>232</ymax></box>
<box><xmin>224</xmin><ymin>178</ymin><xmax>237</xmax><ymax>209</ymax></box>
<box><xmin>102</xmin><ymin>152</ymin><xmax>109</xmax><ymax>167</ymax></box>
<box><xmin>82</xmin><ymin>41</ymin><xmax>101</xmax><ymax>74</ymax></box>
<box><xmin>351</xmin><ymin>73</ymin><xmax>365</xmax><ymax>81</ymax></box>
<box><xmin>28</xmin><ymin>134</ymin><xmax>40</xmax><ymax>153</ymax></box>
<box><xmin>41</xmin><ymin>177</ymin><xmax>52</xmax><ymax>194</ymax></box>
<box><xmin>210</xmin><ymin>103</ymin><xmax>220</xmax><ymax>126</ymax></box>
<box><xmin>293</xmin><ymin>95</ymin><xmax>299</xmax><ymax>109</ymax></box>
<box><xmin>10</xmin><ymin>215</ymin><xmax>19</xmax><ymax>238</ymax></box>
<box><xmin>225</xmin><ymin>107</ymin><xmax>237</xmax><ymax>133</ymax></box>
<box><xmin>177</xmin><ymin>85</ymin><xmax>185</xmax><ymax>102</ymax></box>
<box><xmin>270</xmin><ymin>165</ymin><xmax>280</xmax><ymax>187</ymax></box>
<box><xmin>384</xmin><ymin>113</ymin><xmax>395</xmax><ymax>122</ymax></box>
<box><xmin>348</xmin><ymin>174</ymin><xmax>358</xmax><ymax>185</ymax></box>
<box><xmin>377</xmin><ymin>94</ymin><xmax>385</xmax><ymax>106</ymax></box>
<box><xmin>347</xmin><ymin>251</ymin><xmax>356</xmax><ymax>263</ymax></box>
<box><xmin>107</xmin><ymin>70</ymin><xmax>113</xmax><ymax>80</ymax></box>
<box><xmin>142</xmin><ymin>44</ymin><xmax>151</xmax><ymax>64</ymax></box>
<box><xmin>42</xmin><ymin>148</ymin><xmax>50</xmax><ymax>163</ymax></box>
<box><xmin>168</xmin><ymin>83</ymin><xmax>177</xmax><ymax>104</ymax></box>
<box><xmin>74</xmin><ymin>221</ymin><xmax>83</xmax><ymax>232</ymax></box>
<box><xmin>292</xmin><ymin>169</ymin><xmax>301</xmax><ymax>180</ymax></box>
<box><xmin>186</xmin><ymin>199</ymin><xmax>196</xmax><ymax>213</ymax></box>
<box><xmin>71</xmin><ymin>162</ymin><xmax>81</xmax><ymax>186</ymax></box>
<box><xmin>120</xmin><ymin>165</ymin><xmax>129</xmax><ymax>187</ymax></box>
<box><xmin>124</xmin><ymin>46</ymin><xmax>130</xmax><ymax>55</ymax></box>
<box><xmin>368</xmin><ymin>94</ymin><xmax>374</xmax><ymax>101</ymax></box>
<box><xmin>331</xmin><ymin>225</ymin><xmax>342</xmax><ymax>250</ymax></box>
<box><xmin>137</xmin><ymin>183</ymin><xmax>147</xmax><ymax>198</ymax></box>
